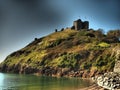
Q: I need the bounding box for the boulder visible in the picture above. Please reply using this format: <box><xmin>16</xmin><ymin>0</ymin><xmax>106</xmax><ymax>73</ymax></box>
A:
<box><xmin>93</xmin><ymin>72</ymin><xmax>120</xmax><ymax>90</ymax></box>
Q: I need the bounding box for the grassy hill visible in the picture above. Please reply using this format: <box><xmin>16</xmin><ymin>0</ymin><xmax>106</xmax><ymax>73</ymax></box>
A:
<box><xmin>0</xmin><ymin>28</ymin><xmax>120</xmax><ymax>77</ymax></box>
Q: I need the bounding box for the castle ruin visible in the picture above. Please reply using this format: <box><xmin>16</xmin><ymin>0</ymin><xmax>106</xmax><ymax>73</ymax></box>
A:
<box><xmin>71</xmin><ymin>19</ymin><xmax>89</xmax><ymax>30</ymax></box>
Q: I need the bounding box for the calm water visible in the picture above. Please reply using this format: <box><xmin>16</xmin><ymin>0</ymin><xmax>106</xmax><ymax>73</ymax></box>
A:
<box><xmin>0</xmin><ymin>73</ymin><xmax>92</xmax><ymax>90</ymax></box>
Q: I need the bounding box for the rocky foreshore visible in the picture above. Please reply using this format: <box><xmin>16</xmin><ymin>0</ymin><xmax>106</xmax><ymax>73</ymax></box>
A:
<box><xmin>79</xmin><ymin>84</ymin><xmax>105</xmax><ymax>90</ymax></box>
<box><xmin>92</xmin><ymin>72</ymin><xmax>120</xmax><ymax>90</ymax></box>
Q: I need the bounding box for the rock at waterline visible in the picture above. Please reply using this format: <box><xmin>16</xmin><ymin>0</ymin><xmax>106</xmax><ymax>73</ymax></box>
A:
<box><xmin>93</xmin><ymin>72</ymin><xmax>120</xmax><ymax>90</ymax></box>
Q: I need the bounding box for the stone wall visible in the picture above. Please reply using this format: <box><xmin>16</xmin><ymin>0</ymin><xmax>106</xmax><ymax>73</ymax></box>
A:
<box><xmin>73</xmin><ymin>19</ymin><xmax>82</xmax><ymax>30</ymax></box>
<box><xmin>73</xmin><ymin>19</ymin><xmax>89</xmax><ymax>30</ymax></box>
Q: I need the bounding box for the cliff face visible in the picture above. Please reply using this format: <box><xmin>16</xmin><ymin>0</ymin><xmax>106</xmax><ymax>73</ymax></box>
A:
<box><xmin>0</xmin><ymin>29</ymin><xmax>120</xmax><ymax>77</ymax></box>
<box><xmin>113</xmin><ymin>47</ymin><xmax>120</xmax><ymax>73</ymax></box>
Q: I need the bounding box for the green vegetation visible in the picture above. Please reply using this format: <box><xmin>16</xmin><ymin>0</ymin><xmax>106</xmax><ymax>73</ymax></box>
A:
<box><xmin>58</xmin><ymin>53</ymin><xmax>80</xmax><ymax>68</ymax></box>
<box><xmin>107</xmin><ymin>29</ymin><xmax>120</xmax><ymax>38</ymax></box>
<box><xmin>92</xmin><ymin>55</ymin><xmax>115</xmax><ymax>72</ymax></box>
<box><xmin>0</xmin><ymin>29</ymin><xmax>119</xmax><ymax>76</ymax></box>
<box><xmin>98</xmin><ymin>42</ymin><xmax>110</xmax><ymax>48</ymax></box>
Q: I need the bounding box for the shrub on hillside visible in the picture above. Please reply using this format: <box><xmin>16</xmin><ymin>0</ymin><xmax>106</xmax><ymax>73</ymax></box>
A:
<box><xmin>107</xmin><ymin>30</ymin><xmax>120</xmax><ymax>38</ymax></box>
<box><xmin>98</xmin><ymin>42</ymin><xmax>110</xmax><ymax>48</ymax></box>
<box><xmin>58</xmin><ymin>53</ymin><xmax>80</xmax><ymax>68</ymax></box>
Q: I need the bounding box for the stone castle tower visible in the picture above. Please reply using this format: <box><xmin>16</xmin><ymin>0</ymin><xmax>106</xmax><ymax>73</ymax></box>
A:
<box><xmin>72</xmin><ymin>19</ymin><xmax>89</xmax><ymax>30</ymax></box>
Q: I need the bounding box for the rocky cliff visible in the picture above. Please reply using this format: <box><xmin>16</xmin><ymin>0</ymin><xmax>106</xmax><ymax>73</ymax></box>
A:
<box><xmin>0</xmin><ymin>29</ymin><xmax>120</xmax><ymax>78</ymax></box>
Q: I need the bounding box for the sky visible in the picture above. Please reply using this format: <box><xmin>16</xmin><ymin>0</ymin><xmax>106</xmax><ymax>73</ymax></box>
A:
<box><xmin>0</xmin><ymin>0</ymin><xmax>120</xmax><ymax>62</ymax></box>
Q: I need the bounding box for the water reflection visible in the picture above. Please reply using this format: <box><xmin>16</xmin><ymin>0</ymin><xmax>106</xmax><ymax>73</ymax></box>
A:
<box><xmin>0</xmin><ymin>73</ymin><xmax>4</xmax><ymax>89</ymax></box>
<box><xmin>0</xmin><ymin>73</ymin><xmax>92</xmax><ymax>90</ymax></box>
<box><xmin>0</xmin><ymin>73</ymin><xmax>20</xmax><ymax>89</ymax></box>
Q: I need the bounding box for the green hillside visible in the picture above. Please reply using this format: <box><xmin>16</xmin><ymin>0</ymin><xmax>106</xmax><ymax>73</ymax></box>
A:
<box><xmin>0</xmin><ymin>29</ymin><xmax>120</xmax><ymax>77</ymax></box>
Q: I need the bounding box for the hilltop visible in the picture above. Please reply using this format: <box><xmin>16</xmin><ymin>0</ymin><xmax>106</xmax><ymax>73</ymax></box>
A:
<box><xmin>0</xmin><ymin>19</ymin><xmax>120</xmax><ymax>78</ymax></box>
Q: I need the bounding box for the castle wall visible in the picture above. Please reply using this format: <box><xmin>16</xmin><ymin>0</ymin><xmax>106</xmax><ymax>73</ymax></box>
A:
<box><xmin>82</xmin><ymin>21</ymin><xmax>89</xmax><ymax>29</ymax></box>
<box><xmin>73</xmin><ymin>21</ymin><xmax>82</xmax><ymax>30</ymax></box>
<box><xmin>73</xmin><ymin>19</ymin><xmax>89</xmax><ymax>30</ymax></box>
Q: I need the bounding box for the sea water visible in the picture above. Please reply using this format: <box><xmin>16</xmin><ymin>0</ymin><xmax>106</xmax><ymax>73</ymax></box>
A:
<box><xmin>0</xmin><ymin>73</ymin><xmax>92</xmax><ymax>90</ymax></box>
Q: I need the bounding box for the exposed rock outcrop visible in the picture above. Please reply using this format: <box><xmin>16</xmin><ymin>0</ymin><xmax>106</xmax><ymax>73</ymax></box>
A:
<box><xmin>114</xmin><ymin>61</ymin><xmax>120</xmax><ymax>73</ymax></box>
<box><xmin>113</xmin><ymin>47</ymin><xmax>120</xmax><ymax>73</ymax></box>
<box><xmin>93</xmin><ymin>72</ymin><xmax>120</xmax><ymax>90</ymax></box>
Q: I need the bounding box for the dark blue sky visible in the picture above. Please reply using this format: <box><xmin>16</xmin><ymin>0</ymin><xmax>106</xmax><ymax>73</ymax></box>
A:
<box><xmin>0</xmin><ymin>0</ymin><xmax>120</xmax><ymax>62</ymax></box>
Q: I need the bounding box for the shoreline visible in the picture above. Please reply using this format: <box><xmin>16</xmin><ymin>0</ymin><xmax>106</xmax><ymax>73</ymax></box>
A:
<box><xmin>1</xmin><ymin>72</ymin><xmax>120</xmax><ymax>90</ymax></box>
<box><xmin>34</xmin><ymin>73</ymin><xmax>104</xmax><ymax>90</ymax></box>
<box><xmin>79</xmin><ymin>84</ymin><xmax>105</xmax><ymax>90</ymax></box>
